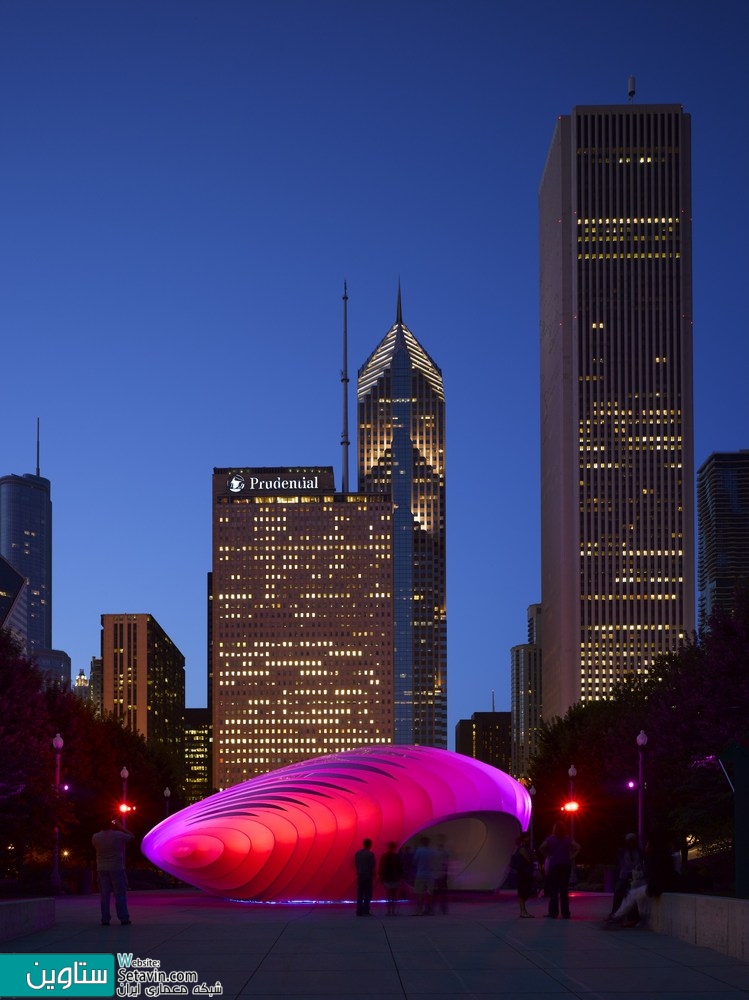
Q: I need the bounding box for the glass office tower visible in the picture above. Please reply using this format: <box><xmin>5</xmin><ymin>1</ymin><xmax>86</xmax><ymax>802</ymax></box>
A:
<box><xmin>539</xmin><ymin>104</ymin><xmax>695</xmax><ymax>722</ymax></box>
<box><xmin>358</xmin><ymin>295</ymin><xmax>447</xmax><ymax>747</ymax></box>
<box><xmin>697</xmin><ymin>451</ymin><xmax>749</xmax><ymax>629</ymax></box>
<box><xmin>0</xmin><ymin>472</ymin><xmax>53</xmax><ymax>653</ymax></box>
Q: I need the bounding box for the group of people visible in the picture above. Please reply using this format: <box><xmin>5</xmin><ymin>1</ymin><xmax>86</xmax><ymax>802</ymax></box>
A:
<box><xmin>512</xmin><ymin>823</ymin><xmax>676</xmax><ymax>924</ymax></box>
<box><xmin>513</xmin><ymin>822</ymin><xmax>581</xmax><ymax>919</ymax></box>
<box><xmin>353</xmin><ymin>835</ymin><xmax>450</xmax><ymax>916</ymax></box>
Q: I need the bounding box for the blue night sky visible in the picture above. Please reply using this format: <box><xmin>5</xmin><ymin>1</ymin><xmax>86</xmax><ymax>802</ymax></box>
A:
<box><xmin>2</xmin><ymin>0</ymin><xmax>747</xmax><ymax>743</ymax></box>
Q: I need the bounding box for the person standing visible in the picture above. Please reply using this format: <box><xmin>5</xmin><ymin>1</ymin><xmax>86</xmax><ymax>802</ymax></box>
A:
<box><xmin>538</xmin><ymin>821</ymin><xmax>580</xmax><ymax>919</ymax></box>
<box><xmin>354</xmin><ymin>838</ymin><xmax>376</xmax><ymax>916</ymax></box>
<box><xmin>412</xmin><ymin>836</ymin><xmax>436</xmax><ymax>915</ymax></box>
<box><xmin>378</xmin><ymin>841</ymin><xmax>403</xmax><ymax>915</ymax></box>
<box><xmin>513</xmin><ymin>831</ymin><xmax>536</xmax><ymax>917</ymax></box>
<box><xmin>92</xmin><ymin>818</ymin><xmax>134</xmax><ymax>926</ymax></box>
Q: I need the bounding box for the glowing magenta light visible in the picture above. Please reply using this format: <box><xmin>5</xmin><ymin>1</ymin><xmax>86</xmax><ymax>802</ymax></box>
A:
<box><xmin>142</xmin><ymin>746</ymin><xmax>531</xmax><ymax>902</ymax></box>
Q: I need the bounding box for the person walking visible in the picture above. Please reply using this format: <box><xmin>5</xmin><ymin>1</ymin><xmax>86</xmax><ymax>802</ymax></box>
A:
<box><xmin>538</xmin><ymin>821</ymin><xmax>580</xmax><ymax>919</ymax></box>
<box><xmin>378</xmin><ymin>841</ymin><xmax>403</xmax><ymax>915</ymax></box>
<box><xmin>354</xmin><ymin>838</ymin><xmax>376</xmax><ymax>916</ymax></box>
<box><xmin>92</xmin><ymin>818</ymin><xmax>134</xmax><ymax>926</ymax></box>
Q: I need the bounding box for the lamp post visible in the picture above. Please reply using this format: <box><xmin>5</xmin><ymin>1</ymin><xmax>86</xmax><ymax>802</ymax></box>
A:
<box><xmin>637</xmin><ymin>731</ymin><xmax>648</xmax><ymax>848</ymax></box>
<box><xmin>51</xmin><ymin>734</ymin><xmax>64</xmax><ymax>894</ymax></box>
<box><xmin>528</xmin><ymin>785</ymin><xmax>536</xmax><ymax>850</ymax></box>
<box><xmin>568</xmin><ymin>765</ymin><xmax>577</xmax><ymax>885</ymax></box>
<box><xmin>120</xmin><ymin>767</ymin><xmax>129</xmax><ymax>829</ymax></box>
<box><xmin>164</xmin><ymin>787</ymin><xmax>171</xmax><ymax>818</ymax></box>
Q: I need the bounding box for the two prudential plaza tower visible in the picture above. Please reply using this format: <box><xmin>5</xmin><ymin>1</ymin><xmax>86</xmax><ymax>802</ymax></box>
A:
<box><xmin>211</xmin><ymin>100</ymin><xmax>695</xmax><ymax>790</ymax></box>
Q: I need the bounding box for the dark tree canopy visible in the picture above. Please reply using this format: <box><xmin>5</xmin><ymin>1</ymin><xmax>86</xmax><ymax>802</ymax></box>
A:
<box><xmin>529</xmin><ymin>593</ymin><xmax>749</xmax><ymax>868</ymax></box>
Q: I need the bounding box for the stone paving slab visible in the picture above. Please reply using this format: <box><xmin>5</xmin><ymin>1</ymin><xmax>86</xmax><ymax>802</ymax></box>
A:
<box><xmin>2</xmin><ymin>889</ymin><xmax>748</xmax><ymax>999</ymax></box>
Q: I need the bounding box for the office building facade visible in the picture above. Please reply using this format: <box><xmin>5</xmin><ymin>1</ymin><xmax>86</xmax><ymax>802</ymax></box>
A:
<box><xmin>540</xmin><ymin>104</ymin><xmax>695</xmax><ymax>721</ymax></box>
<box><xmin>0</xmin><ymin>472</ymin><xmax>53</xmax><ymax>653</ymax></box>
<box><xmin>697</xmin><ymin>450</ymin><xmax>749</xmax><ymax>629</ymax></box>
<box><xmin>455</xmin><ymin>711</ymin><xmax>512</xmax><ymax>772</ymax></box>
<box><xmin>358</xmin><ymin>295</ymin><xmax>447</xmax><ymax>746</ymax></box>
<box><xmin>101</xmin><ymin>613</ymin><xmax>185</xmax><ymax>765</ymax></box>
<box><xmin>510</xmin><ymin>604</ymin><xmax>542</xmax><ymax>778</ymax></box>
<box><xmin>211</xmin><ymin>467</ymin><xmax>393</xmax><ymax>790</ymax></box>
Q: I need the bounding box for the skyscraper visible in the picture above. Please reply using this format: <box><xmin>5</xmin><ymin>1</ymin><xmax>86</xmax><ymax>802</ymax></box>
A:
<box><xmin>358</xmin><ymin>293</ymin><xmax>447</xmax><ymax>747</ymax></box>
<box><xmin>510</xmin><ymin>604</ymin><xmax>542</xmax><ymax>779</ymax></box>
<box><xmin>697</xmin><ymin>451</ymin><xmax>749</xmax><ymax>629</ymax></box>
<box><xmin>211</xmin><ymin>467</ymin><xmax>394</xmax><ymax>790</ymax></box>
<box><xmin>539</xmin><ymin>103</ymin><xmax>695</xmax><ymax>721</ymax></box>
<box><xmin>0</xmin><ymin>471</ymin><xmax>52</xmax><ymax>653</ymax></box>
<box><xmin>100</xmin><ymin>613</ymin><xmax>185</xmax><ymax>765</ymax></box>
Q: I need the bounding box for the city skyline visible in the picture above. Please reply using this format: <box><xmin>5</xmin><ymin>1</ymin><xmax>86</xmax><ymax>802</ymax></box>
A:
<box><xmin>2</xmin><ymin>2</ymin><xmax>748</xmax><ymax>742</ymax></box>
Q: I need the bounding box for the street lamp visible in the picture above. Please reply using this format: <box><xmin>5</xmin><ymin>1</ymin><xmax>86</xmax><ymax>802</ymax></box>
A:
<box><xmin>567</xmin><ymin>765</ymin><xmax>577</xmax><ymax>885</ymax></box>
<box><xmin>637</xmin><ymin>731</ymin><xmax>648</xmax><ymax>848</ymax></box>
<box><xmin>164</xmin><ymin>787</ymin><xmax>171</xmax><ymax>818</ymax></box>
<box><xmin>120</xmin><ymin>767</ymin><xmax>129</xmax><ymax>829</ymax></box>
<box><xmin>51</xmin><ymin>734</ymin><xmax>64</xmax><ymax>894</ymax></box>
<box><xmin>528</xmin><ymin>785</ymin><xmax>536</xmax><ymax>850</ymax></box>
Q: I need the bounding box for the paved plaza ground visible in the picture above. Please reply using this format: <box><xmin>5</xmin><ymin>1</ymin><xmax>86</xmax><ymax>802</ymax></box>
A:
<box><xmin>3</xmin><ymin>889</ymin><xmax>749</xmax><ymax>999</ymax></box>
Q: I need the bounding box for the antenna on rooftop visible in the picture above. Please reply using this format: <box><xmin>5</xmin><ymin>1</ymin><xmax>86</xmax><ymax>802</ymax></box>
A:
<box><xmin>36</xmin><ymin>417</ymin><xmax>41</xmax><ymax>476</ymax></box>
<box><xmin>628</xmin><ymin>76</ymin><xmax>636</xmax><ymax>103</ymax></box>
<box><xmin>340</xmin><ymin>281</ymin><xmax>350</xmax><ymax>495</ymax></box>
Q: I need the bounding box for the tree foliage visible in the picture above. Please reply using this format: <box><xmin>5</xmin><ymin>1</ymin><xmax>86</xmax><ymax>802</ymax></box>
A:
<box><xmin>0</xmin><ymin>628</ymin><xmax>182</xmax><ymax>880</ymax></box>
<box><xmin>528</xmin><ymin>593</ymin><xmax>749</xmax><ymax>868</ymax></box>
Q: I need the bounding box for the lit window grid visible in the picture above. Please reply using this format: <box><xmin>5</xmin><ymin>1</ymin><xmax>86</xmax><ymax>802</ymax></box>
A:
<box><xmin>212</xmin><ymin>490</ymin><xmax>394</xmax><ymax>789</ymax></box>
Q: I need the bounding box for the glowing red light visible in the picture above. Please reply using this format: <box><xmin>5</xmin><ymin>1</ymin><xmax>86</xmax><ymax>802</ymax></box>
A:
<box><xmin>562</xmin><ymin>800</ymin><xmax>579</xmax><ymax>813</ymax></box>
<box><xmin>118</xmin><ymin>803</ymin><xmax>132</xmax><ymax>814</ymax></box>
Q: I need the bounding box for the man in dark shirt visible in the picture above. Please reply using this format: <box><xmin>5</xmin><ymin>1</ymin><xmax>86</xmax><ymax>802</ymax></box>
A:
<box><xmin>354</xmin><ymin>838</ymin><xmax>376</xmax><ymax>916</ymax></box>
<box><xmin>92</xmin><ymin>818</ymin><xmax>134</xmax><ymax>926</ymax></box>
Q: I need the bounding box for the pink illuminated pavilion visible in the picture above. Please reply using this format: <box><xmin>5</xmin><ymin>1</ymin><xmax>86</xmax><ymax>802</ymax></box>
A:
<box><xmin>142</xmin><ymin>745</ymin><xmax>531</xmax><ymax>902</ymax></box>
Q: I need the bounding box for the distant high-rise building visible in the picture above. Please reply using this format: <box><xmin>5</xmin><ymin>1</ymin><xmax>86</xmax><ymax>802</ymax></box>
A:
<box><xmin>0</xmin><ymin>471</ymin><xmax>52</xmax><ymax>653</ymax></box>
<box><xmin>89</xmin><ymin>656</ymin><xmax>103</xmax><ymax>717</ymax></box>
<box><xmin>510</xmin><ymin>604</ymin><xmax>542</xmax><ymax>778</ymax></box>
<box><xmin>539</xmin><ymin>103</ymin><xmax>695</xmax><ymax>721</ymax></box>
<box><xmin>0</xmin><ymin>554</ymin><xmax>24</xmax><ymax>632</ymax></box>
<box><xmin>358</xmin><ymin>292</ymin><xmax>447</xmax><ymax>747</ymax></box>
<box><xmin>184</xmin><ymin>707</ymin><xmax>211</xmax><ymax>804</ymax></box>
<box><xmin>100</xmin><ymin>614</ymin><xmax>185</xmax><ymax>767</ymax></box>
<box><xmin>455</xmin><ymin>712</ymin><xmax>511</xmax><ymax>772</ymax></box>
<box><xmin>697</xmin><ymin>450</ymin><xmax>749</xmax><ymax>629</ymax></box>
<box><xmin>211</xmin><ymin>467</ymin><xmax>394</xmax><ymax>790</ymax></box>
<box><xmin>73</xmin><ymin>667</ymin><xmax>90</xmax><ymax>702</ymax></box>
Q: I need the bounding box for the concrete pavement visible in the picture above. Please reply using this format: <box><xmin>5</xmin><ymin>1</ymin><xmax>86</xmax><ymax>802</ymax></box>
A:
<box><xmin>3</xmin><ymin>889</ymin><xmax>749</xmax><ymax>998</ymax></box>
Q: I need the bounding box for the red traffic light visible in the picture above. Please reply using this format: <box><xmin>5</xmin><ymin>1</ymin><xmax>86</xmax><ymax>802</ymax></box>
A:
<box><xmin>562</xmin><ymin>800</ymin><xmax>579</xmax><ymax>813</ymax></box>
<box><xmin>118</xmin><ymin>803</ymin><xmax>132</xmax><ymax>814</ymax></box>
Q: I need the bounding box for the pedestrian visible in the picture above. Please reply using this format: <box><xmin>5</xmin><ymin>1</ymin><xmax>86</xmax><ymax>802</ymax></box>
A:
<box><xmin>512</xmin><ymin>831</ymin><xmax>536</xmax><ymax>917</ymax></box>
<box><xmin>378</xmin><ymin>841</ymin><xmax>403</xmax><ymax>915</ymax></box>
<box><xmin>538</xmin><ymin>821</ymin><xmax>580</xmax><ymax>919</ymax></box>
<box><xmin>92</xmin><ymin>817</ymin><xmax>134</xmax><ymax>926</ymax></box>
<box><xmin>412</xmin><ymin>836</ymin><xmax>436</xmax><ymax>915</ymax></box>
<box><xmin>354</xmin><ymin>838</ymin><xmax>376</xmax><ymax>916</ymax></box>
<box><xmin>433</xmin><ymin>835</ymin><xmax>450</xmax><ymax>914</ymax></box>
<box><xmin>610</xmin><ymin>833</ymin><xmax>644</xmax><ymax>917</ymax></box>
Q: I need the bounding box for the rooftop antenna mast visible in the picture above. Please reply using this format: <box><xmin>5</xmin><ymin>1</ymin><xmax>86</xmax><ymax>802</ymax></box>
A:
<box><xmin>340</xmin><ymin>281</ymin><xmax>350</xmax><ymax>494</ymax></box>
<box><xmin>36</xmin><ymin>417</ymin><xmax>41</xmax><ymax>476</ymax></box>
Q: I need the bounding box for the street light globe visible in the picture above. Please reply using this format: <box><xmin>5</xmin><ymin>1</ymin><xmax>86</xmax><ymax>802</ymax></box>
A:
<box><xmin>120</xmin><ymin>766</ymin><xmax>129</xmax><ymax>781</ymax></box>
<box><xmin>164</xmin><ymin>787</ymin><xmax>171</xmax><ymax>799</ymax></box>
<box><xmin>637</xmin><ymin>730</ymin><xmax>648</xmax><ymax>749</ymax></box>
<box><xmin>568</xmin><ymin>765</ymin><xmax>577</xmax><ymax>778</ymax></box>
<box><xmin>52</xmin><ymin>734</ymin><xmax>64</xmax><ymax>752</ymax></box>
